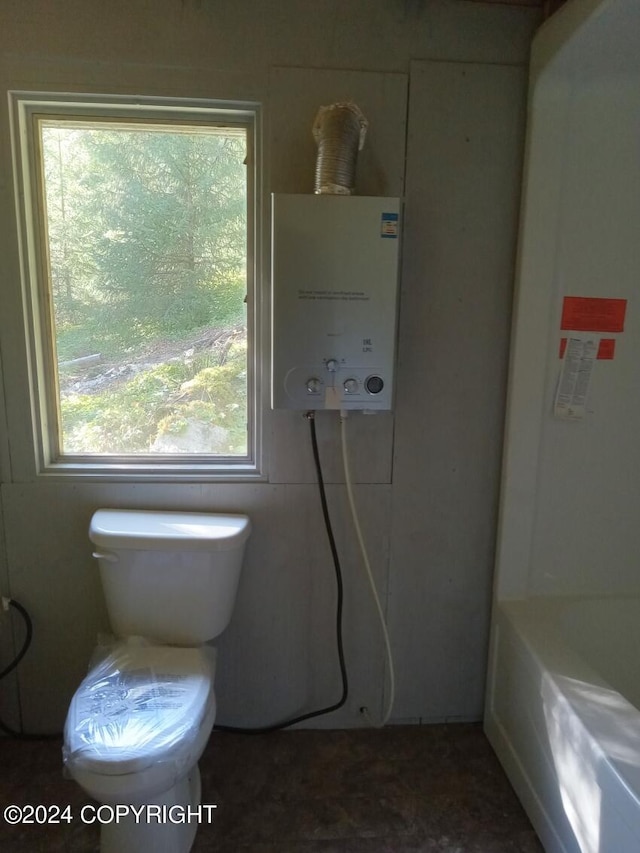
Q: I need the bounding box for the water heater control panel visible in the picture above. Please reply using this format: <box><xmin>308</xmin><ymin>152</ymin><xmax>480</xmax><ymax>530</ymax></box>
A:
<box><xmin>271</xmin><ymin>194</ymin><xmax>401</xmax><ymax>411</ymax></box>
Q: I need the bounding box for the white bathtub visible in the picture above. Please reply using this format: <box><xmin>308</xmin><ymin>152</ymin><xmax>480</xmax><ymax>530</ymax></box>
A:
<box><xmin>485</xmin><ymin>597</ymin><xmax>640</xmax><ymax>853</ymax></box>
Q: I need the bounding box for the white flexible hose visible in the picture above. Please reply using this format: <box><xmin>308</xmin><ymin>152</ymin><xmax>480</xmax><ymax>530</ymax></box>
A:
<box><xmin>340</xmin><ymin>412</ymin><xmax>395</xmax><ymax>726</ymax></box>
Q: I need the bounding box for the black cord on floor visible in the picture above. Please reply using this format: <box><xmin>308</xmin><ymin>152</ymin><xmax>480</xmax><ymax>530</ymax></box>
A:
<box><xmin>214</xmin><ymin>411</ymin><xmax>349</xmax><ymax>733</ymax></box>
<box><xmin>0</xmin><ymin>599</ymin><xmax>61</xmax><ymax>740</ymax></box>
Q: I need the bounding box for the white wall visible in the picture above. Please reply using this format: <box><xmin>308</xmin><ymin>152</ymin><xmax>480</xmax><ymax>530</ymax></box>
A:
<box><xmin>0</xmin><ymin>0</ymin><xmax>535</xmax><ymax>732</ymax></box>
<box><xmin>492</xmin><ymin>0</ymin><xmax>640</xmax><ymax>601</ymax></box>
<box><xmin>389</xmin><ymin>58</ymin><xmax>526</xmax><ymax>720</ymax></box>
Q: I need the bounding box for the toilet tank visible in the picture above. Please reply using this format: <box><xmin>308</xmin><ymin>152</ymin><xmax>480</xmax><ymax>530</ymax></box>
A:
<box><xmin>89</xmin><ymin>509</ymin><xmax>251</xmax><ymax>645</ymax></box>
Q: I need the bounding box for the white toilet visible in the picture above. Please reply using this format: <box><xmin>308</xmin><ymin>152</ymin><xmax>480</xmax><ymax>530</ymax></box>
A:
<box><xmin>63</xmin><ymin>508</ymin><xmax>251</xmax><ymax>853</ymax></box>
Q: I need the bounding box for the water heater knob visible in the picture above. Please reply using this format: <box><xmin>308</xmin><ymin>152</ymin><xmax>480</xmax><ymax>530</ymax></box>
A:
<box><xmin>343</xmin><ymin>378</ymin><xmax>359</xmax><ymax>394</ymax></box>
<box><xmin>325</xmin><ymin>359</ymin><xmax>339</xmax><ymax>373</ymax></box>
<box><xmin>306</xmin><ymin>377</ymin><xmax>322</xmax><ymax>394</ymax></box>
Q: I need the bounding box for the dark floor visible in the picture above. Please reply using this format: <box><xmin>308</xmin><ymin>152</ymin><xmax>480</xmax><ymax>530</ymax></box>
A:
<box><xmin>0</xmin><ymin>723</ymin><xmax>543</xmax><ymax>852</ymax></box>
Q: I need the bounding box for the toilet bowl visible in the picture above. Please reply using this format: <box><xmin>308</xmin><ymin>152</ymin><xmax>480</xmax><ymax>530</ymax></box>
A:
<box><xmin>63</xmin><ymin>509</ymin><xmax>251</xmax><ymax>853</ymax></box>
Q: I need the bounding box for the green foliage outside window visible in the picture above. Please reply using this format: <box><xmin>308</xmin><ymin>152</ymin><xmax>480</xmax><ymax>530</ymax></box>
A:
<box><xmin>40</xmin><ymin>121</ymin><xmax>249</xmax><ymax>456</ymax></box>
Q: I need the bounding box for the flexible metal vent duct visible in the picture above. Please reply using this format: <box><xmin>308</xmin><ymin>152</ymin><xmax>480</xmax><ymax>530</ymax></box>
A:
<box><xmin>313</xmin><ymin>102</ymin><xmax>368</xmax><ymax>195</ymax></box>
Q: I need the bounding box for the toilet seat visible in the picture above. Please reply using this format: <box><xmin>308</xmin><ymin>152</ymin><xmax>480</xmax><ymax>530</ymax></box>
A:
<box><xmin>64</xmin><ymin>643</ymin><xmax>215</xmax><ymax>777</ymax></box>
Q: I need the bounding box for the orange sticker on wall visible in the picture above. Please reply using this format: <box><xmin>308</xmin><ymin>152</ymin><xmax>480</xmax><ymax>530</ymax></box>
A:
<box><xmin>561</xmin><ymin>297</ymin><xmax>627</xmax><ymax>332</ymax></box>
<box><xmin>597</xmin><ymin>339</ymin><xmax>616</xmax><ymax>359</ymax></box>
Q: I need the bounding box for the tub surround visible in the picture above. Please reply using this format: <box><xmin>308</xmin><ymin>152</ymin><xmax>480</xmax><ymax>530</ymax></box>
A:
<box><xmin>485</xmin><ymin>0</ymin><xmax>640</xmax><ymax>850</ymax></box>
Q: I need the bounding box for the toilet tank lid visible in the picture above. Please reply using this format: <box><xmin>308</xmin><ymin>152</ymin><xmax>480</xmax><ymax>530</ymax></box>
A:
<box><xmin>90</xmin><ymin>509</ymin><xmax>251</xmax><ymax>552</ymax></box>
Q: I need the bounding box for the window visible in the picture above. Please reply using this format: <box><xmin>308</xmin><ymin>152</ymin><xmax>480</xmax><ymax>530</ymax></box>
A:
<box><xmin>11</xmin><ymin>93</ymin><xmax>261</xmax><ymax>478</ymax></box>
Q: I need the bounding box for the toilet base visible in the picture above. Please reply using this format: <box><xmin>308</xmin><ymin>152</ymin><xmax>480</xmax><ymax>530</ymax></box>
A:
<box><xmin>100</xmin><ymin>764</ymin><xmax>203</xmax><ymax>853</ymax></box>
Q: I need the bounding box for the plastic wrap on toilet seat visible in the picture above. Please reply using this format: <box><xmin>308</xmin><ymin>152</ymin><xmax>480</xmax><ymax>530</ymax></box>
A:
<box><xmin>63</xmin><ymin>641</ymin><xmax>215</xmax><ymax>776</ymax></box>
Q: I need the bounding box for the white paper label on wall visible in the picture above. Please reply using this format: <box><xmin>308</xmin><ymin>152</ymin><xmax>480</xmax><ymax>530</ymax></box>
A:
<box><xmin>554</xmin><ymin>337</ymin><xmax>598</xmax><ymax>419</ymax></box>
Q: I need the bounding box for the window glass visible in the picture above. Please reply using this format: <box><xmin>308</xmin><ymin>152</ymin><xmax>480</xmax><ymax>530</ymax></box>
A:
<box><xmin>36</xmin><ymin>116</ymin><xmax>250</xmax><ymax>459</ymax></box>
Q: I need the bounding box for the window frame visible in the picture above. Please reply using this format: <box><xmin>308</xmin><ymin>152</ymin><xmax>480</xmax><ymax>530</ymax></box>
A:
<box><xmin>10</xmin><ymin>91</ymin><xmax>264</xmax><ymax>481</ymax></box>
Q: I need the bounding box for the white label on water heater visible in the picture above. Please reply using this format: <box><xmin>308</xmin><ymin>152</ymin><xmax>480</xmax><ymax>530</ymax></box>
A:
<box><xmin>381</xmin><ymin>212</ymin><xmax>399</xmax><ymax>238</ymax></box>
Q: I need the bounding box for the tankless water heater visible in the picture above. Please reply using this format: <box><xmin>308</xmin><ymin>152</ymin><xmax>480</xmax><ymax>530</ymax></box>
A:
<box><xmin>271</xmin><ymin>194</ymin><xmax>400</xmax><ymax>410</ymax></box>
